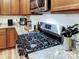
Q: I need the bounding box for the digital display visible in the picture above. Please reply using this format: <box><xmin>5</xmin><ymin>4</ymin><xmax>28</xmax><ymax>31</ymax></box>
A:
<box><xmin>45</xmin><ymin>24</ymin><xmax>51</xmax><ymax>29</ymax></box>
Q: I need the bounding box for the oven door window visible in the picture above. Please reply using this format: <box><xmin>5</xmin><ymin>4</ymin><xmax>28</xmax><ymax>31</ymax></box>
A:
<box><xmin>30</xmin><ymin>0</ymin><xmax>38</xmax><ymax>10</ymax></box>
<box><xmin>37</xmin><ymin>0</ymin><xmax>44</xmax><ymax>7</ymax></box>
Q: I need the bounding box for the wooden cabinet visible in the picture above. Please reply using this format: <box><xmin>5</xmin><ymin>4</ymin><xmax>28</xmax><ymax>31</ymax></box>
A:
<box><xmin>7</xmin><ymin>28</ymin><xmax>17</xmax><ymax>48</ymax></box>
<box><xmin>0</xmin><ymin>29</ymin><xmax>6</xmax><ymax>49</ymax></box>
<box><xmin>0</xmin><ymin>28</ymin><xmax>17</xmax><ymax>49</ymax></box>
<box><xmin>19</xmin><ymin>0</ymin><xmax>30</xmax><ymax>15</ymax></box>
<box><xmin>51</xmin><ymin>0</ymin><xmax>79</xmax><ymax>12</ymax></box>
<box><xmin>26</xmin><ymin>0</ymin><xmax>30</xmax><ymax>14</ymax></box>
<box><xmin>1</xmin><ymin>0</ymin><xmax>11</xmax><ymax>15</ymax></box>
<box><xmin>11</xmin><ymin>0</ymin><xmax>19</xmax><ymax>15</ymax></box>
<box><xmin>0</xmin><ymin>0</ymin><xmax>1</xmax><ymax>14</ymax></box>
<box><xmin>0</xmin><ymin>0</ymin><xmax>31</xmax><ymax>15</ymax></box>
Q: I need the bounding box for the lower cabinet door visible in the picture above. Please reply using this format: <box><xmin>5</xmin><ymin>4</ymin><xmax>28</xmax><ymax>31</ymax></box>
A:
<box><xmin>7</xmin><ymin>28</ymin><xmax>16</xmax><ymax>48</ymax></box>
<box><xmin>0</xmin><ymin>34</ymin><xmax>6</xmax><ymax>49</ymax></box>
<box><xmin>0</xmin><ymin>29</ymin><xmax>6</xmax><ymax>49</ymax></box>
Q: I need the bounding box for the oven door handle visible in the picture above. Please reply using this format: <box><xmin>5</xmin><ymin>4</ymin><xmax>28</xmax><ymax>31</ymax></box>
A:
<box><xmin>36</xmin><ymin>0</ymin><xmax>40</xmax><ymax>11</ymax></box>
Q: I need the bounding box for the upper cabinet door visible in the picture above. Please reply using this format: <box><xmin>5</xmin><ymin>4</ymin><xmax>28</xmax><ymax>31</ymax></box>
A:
<box><xmin>26</xmin><ymin>0</ymin><xmax>30</xmax><ymax>14</ymax></box>
<box><xmin>51</xmin><ymin>0</ymin><xmax>79</xmax><ymax>12</ymax></box>
<box><xmin>1</xmin><ymin>0</ymin><xmax>11</xmax><ymax>15</ymax></box>
<box><xmin>11</xmin><ymin>0</ymin><xmax>19</xmax><ymax>15</ymax></box>
<box><xmin>20</xmin><ymin>0</ymin><xmax>30</xmax><ymax>15</ymax></box>
<box><xmin>0</xmin><ymin>0</ymin><xmax>31</xmax><ymax>15</ymax></box>
<box><xmin>0</xmin><ymin>0</ymin><xmax>1</xmax><ymax>14</ymax></box>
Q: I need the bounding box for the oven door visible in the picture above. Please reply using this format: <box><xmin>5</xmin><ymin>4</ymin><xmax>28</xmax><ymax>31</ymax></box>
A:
<box><xmin>30</xmin><ymin>0</ymin><xmax>38</xmax><ymax>10</ymax></box>
<box><xmin>30</xmin><ymin>0</ymin><xmax>48</xmax><ymax>12</ymax></box>
<box><xmin>30</xmin><ymin>0</ymin><xmax>39</xmax><ymax>12</ymax></box>
<box><xmin>37</xmin><ymin>0</ymin><xmax>48</xmax><ymax>12</ymax></box>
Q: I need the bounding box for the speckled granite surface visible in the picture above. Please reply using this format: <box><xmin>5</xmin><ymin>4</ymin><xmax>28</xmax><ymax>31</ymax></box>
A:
<box><xmin>28</xmin><ymin>45</ymin><xmax>79</xmax><ymax>59</ymax></box>
<box><xmin>0</xmin><ymin>23</ymin><xmax>33</xmax><ymax>35</ymax></box>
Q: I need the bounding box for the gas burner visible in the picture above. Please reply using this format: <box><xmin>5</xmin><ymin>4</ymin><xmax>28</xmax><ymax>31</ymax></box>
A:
<box><xmin>30</xmin><ymin>44</ymin><xmax>37</xmax><ymax>48</ymax></box>
<box><xmin>17</xmin><ymin>32</ymin><xmax>61</xmax><ymax>55</ymax></box>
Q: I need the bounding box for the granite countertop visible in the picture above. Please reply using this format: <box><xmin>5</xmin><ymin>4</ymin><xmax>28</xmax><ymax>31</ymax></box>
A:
<box><xmin>0</xmin><ymin>23</ymin><xmax>33</xmax><ymax>35</ymax></box>
<box><xmin>1</xmin><ymin>23</ymin><xmax>79</xmax><ymax>59</ymax></box>
<box><xmin>28</xmin><ymin>45</ymin><xmax>79</xmax><ymax>59</ymax></box>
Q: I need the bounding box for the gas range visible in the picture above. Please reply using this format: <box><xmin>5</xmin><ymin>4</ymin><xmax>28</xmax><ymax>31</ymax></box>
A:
<box><xmin>17</xmin><ymin>32</ymin><xmax>61</xmax><ymax>56</ymax></box>
<box><xmin>16</xmin><ymin>22</ymin><xmax>63</xmax><ymax>57</ymax></box>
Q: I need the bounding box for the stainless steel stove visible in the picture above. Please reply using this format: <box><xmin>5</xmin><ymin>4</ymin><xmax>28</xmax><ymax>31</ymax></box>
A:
<box><xmin>16</xmin><ymin>22</ymin><xmax>63</xmax><ymax>57</ymax></box>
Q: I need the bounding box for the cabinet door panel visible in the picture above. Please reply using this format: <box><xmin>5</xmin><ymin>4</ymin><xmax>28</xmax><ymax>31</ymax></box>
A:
<box><xmin>20</xmin><ymin>0</ymin><xmax>27</xmax><ymax>15</ymax></box>
<box><xmin>1</xmin><ymin>0</ymin><xmax>10</xmax><ymax>15</ymax></box>
<box><xmin>53</xmin><ymin>0</ymin><xmax>79</xmax><ymax>7</ymax></box>
<box><xmin>0</xmin><ymin>0</ymin><xmax>1</xmax><ymax>14</ymax></box>
<box><xmin>11</xmin><ymin>0</ymin><xmax>19</xmax><ymax>15</ymax></box>
<box><xmin>52</xmin><ymin>0</ymin><xmax>79</xmax><ymax>11</ymax></box>
<box><xmin>0</xmin><ymin>29</ymin><xmax>6</xmax><ymax>49</ymax></box>
<box><xmin>20</xmin><ymin>0</ymin><xmax>30</xmax><ymax>15</ymax></box>
<box><xmin>0</xmin><ymin>35</ymin><xmax>6</xmax><ymax>49</ymax></box>
<box><xmin>7</xmin><ymin>28</ymin><xmax>16</xmax><ymax>48</ymax></box>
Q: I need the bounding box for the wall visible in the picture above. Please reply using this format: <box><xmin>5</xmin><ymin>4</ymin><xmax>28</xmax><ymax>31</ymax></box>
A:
<box><xmin>0</xmin><ymin>16</ymin><xmax>31</xmax><ymax>24</ymax></box>
<box><xmin>30</xmin><ymin>15</ymin><xmax>42</xmax><ymax>29</ymax></box>
<box><xmin>30</xmin><ymin>14</ymin><xmax>79</xmax><ymax>27</ymax></box>
<box><xmin>42</xmin><ymin>14</ymin><xmax>79</xmax><ymax>26</ymax></box>
<box><xmin>0</xmin><ymin>16</ymin><xmax>23</xmax><ymax>24</ymax></box>
<box><xmin>0</xmin><ymin>14</ymin><xmax>79</xmax><ymax>26</ymax></box>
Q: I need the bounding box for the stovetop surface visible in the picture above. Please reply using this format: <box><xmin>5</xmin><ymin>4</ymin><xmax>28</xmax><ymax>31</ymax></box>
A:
<box><xmin>17</xmin><ymin>32</ymin><xmax>61</xmax><ymax>55</ymax></box>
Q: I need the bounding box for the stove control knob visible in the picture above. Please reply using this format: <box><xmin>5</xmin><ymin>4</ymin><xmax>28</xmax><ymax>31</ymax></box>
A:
<box><xmin>17</xmin><ymin>45</ymin><xmax>22</xmax><ymax>48</ymax></box>
<box><xmin>18</xmin><ymin>49</ymin><xmax>24</xmax><ymax>56</ymax></box>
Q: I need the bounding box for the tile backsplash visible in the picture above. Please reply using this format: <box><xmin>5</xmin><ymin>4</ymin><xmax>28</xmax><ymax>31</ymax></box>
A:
<box><xmin>0</xmin><ymin>16</ymin><xmax>29</xmax><ymax>23</ymax></box>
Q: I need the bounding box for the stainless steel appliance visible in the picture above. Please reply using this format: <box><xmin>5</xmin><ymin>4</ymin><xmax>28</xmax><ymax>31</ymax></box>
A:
<box><xmin>16</xmin><ymin>22</ymin><xmax>63</xmax><ymax>58</ymax></box>
<box><xmin>19</xmin><ymin>18</ymin><xmax>27</xmax><ymax>25</ymax></box>
<box><xmin>39</xmin><ymin>22</ymin><xmax>63</xmax><ymax>35</ymax></box>
<box><xmin>30</xmin><ymin>0</ymin><xmax>51</xmax><ymax>13</ymax></box>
